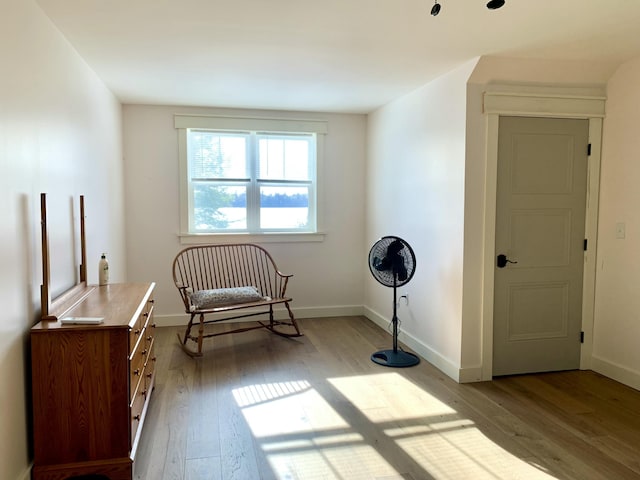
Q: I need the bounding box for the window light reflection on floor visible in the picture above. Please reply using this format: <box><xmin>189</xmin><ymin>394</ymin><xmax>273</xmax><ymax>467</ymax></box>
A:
<box><xmin>232</xmin><ymin>380</ymin><xmax>402</xmax><ymax>479</ymax></box>
<box><xmin>231</xmin><ymin>373</ymin><xmax>558</xmax><ymax>479</ymax></box>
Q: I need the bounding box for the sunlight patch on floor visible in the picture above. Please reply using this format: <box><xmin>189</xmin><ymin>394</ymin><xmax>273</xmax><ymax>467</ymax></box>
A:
<box><xmin>233</xmin><ymin>380</ymin><xmax>349</xmax><ymax>437</ymax></box>
<box><xmin>232</xmin><ymin>380</ymin><xmax>402</xmax><ymax>479</ymax></box>
<box><xmin>232</xmin><ymin>380</ymin><xmax>312</xmax><ymax>408</ymax></box>
<box><xmin>328</xmin><ymin>373</ymin><xmax>457</xmax><ymax>421</ymax></box>
<box><xmin>266</xmin><ymin>444</ymin><xmax>402</xmax><ymax>480</ymax></box>
<box><xmin>232</xmin><ymin>373</ymin><xmax>558</xmax><ymax>479</ymax></box>
<box><xmin>330</xmin><ymin>373</ymin><xmax>558</xmax><ymax>480</ymax></box>
<box><xmin>394</xmin><ymin>425</ymin><xmax>556</xmax><ymax>479</ymax></box>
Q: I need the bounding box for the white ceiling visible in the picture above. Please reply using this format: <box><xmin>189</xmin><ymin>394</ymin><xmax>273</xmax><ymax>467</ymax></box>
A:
<box><xmin>36</xmin><ymin>0</ymin><xmax>640</xmax><ymax>114</ymax></box>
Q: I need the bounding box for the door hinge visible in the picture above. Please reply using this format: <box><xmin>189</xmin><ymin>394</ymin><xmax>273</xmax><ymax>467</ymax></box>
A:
<box><xmin>584</xmin><ymin>239</ymin><xmax>588</xmax><ymax>251</ymax></box>
<box><xmin>587</xmin><ymin>143</ymin><xmax>592</xmax><ymax>156</ymax></box>
<box><xmin>580</xmin><ymin>331</ymin><xmax>585</xmax><ymax>343</ymax></box>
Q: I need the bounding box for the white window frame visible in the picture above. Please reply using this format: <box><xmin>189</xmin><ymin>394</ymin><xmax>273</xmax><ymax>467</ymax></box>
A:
<box><xmin>176</xmin><ymin>114</ymin><xmax>327</xmax><ymax>244</ymax></box>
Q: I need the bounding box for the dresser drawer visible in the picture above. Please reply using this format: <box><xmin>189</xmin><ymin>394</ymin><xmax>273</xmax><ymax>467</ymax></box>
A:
<box><xmin>146</xmin><ymin>296</ymin><xmax>155</xmax><ymax>323</ymax></box>
<box><xmin>130</xmin><ymin>376</ymin><xmax>147</xmax><ymax>445</ymax></box>
<box><xmin>144</xmin><ymin>340</ymin><xmax>156</xmax><ymax>390</ymax></box>
<box><xmin>144</xmin><ymin>325</ymin><xmax>155</xmax><ymax>351</ymax></box>
<box><xmin>130</xmin><ymin>349</ymin><xmax>145</xmax><ymax>402</ymax></box>
<box><xmin>129</xmin><ymin>296</ymin><xmax>153</xmax><ymax>353</ymax></box>
<box><xmin>129</xmin><ymin>315</ymin><xmax>144</xmax><ymax>353</ymax></box>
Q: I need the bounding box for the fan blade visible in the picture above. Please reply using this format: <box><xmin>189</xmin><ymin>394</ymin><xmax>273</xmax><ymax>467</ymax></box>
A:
<box><xmin>384</xmin><ymin>239</ymin><xmax>408</xmax><ymax>280</ymax></box>
<box><xmin>396</xmin><ymin>263</ymin><xmax>408</xmax><ymax>281</ymax></box>
<box><xmin>374</xmin><ymin>256</ymin><xmax>391</xmax><ymax>271</ymax></box>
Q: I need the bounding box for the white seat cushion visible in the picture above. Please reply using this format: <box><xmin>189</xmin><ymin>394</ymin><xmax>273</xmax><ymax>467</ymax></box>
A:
<box><xmin>188</xmin><ymin>286</ymin><xmax>267</xmax><ymax>311</ymax></box>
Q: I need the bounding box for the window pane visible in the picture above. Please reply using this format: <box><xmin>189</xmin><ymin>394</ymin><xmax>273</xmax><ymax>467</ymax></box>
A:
<box><xmin>193</xmin><ymin>184</ymin><xmax>246</xmax><ymax>230</ymax></box>
<box><xmin>189</xmin><ymin>131</ymin><xmax>247</xmax><ymax>179</ymax></box>
<box><xmin>258</xmin><ymin>136</ymin><xmax>310</xmax><ymax>181</ymax></box>
<box><xmin>182</xmin><ymin>121</ymin><xmax>319</xmax><ymax>234</ymax></box>
<box><xmin>260</xmin><ymin>186</ymin><xmax>309</xmax><ymax>229</ymax></box>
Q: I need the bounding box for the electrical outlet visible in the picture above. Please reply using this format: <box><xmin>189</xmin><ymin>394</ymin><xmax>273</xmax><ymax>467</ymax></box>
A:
<box><xmin>401</xmin><ymin>292</ymin><xmax>409</xmax><ymax>306</ymax></box>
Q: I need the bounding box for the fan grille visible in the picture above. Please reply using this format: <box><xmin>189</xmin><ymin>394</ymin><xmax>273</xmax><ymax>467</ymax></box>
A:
<box><xmin>368</xmin><ymin>236</ymin><xmax>416</xmax><ymax>287</ymax></box>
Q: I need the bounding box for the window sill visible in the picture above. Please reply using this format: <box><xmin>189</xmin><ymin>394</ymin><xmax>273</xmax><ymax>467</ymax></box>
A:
<box><xmin>178</xmin><ymin>232</ymin><xmax>326</xmax><ymax>245</ymax></box>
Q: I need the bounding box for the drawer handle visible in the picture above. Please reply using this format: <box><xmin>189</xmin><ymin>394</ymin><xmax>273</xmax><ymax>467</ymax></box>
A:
<box><xmin>143</xmin><ymin>312</ymin><xmax>149</xmax><ymax>318</ymax></box>
<box><xmin>146</xmin><ymin>335</ymin><xmax>153</xmax><ymax>342</ymax></box>
<box><xmin>134</xmin><ymin>369</ymin><xmax>140</xmax><ymax>376</ymax></box>
<box><xmin>152</xmin><ymin>356</ymin><xmax>157</xmax><ymax>362</ymax></box>
<box><xmin>134</xmin><ymin>329</ymin><xmax>141</xmax><ymax>335</ymax></box>
<box><xmin>141</xmin><ymin>349</ymin><xmax>148</xmax><ymax>356</ymax></box>
<box><xmin>151</xmin><ymin>323</ymin><xmax>157</xmax><ymax>329</ymax></box>
<box><xmin>133</xmin><ymin>414</ymin><xmax>141</xmax><ymax>421</ymax></box>
<box><xmin>149</xmin><ymin>299</ymin><xmax>155</xmax><ymax>304</ymax></box>
<box><xmin>146</xmin><ymin>373</ymin><xmax>153</xmax><ymax>379</ymax></box>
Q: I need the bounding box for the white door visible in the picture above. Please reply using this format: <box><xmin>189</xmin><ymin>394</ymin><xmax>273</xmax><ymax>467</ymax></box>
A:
<box><xmin>493</xmin><ymin>116</ymin><xmax>589</xmax><ymax>376</ymax></box>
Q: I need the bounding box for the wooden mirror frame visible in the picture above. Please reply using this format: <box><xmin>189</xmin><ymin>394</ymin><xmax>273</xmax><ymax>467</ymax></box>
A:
<box><xmin>40</xmin><ymin>192</ymin><xmax>95</xmax><ymax>321</ymax></box>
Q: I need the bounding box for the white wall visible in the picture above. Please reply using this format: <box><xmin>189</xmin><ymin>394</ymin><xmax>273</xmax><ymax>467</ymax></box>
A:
<box><xmin>365</xmin><ymin>59</ymin><xmax>478</xmax><ymax>379</ymax></box>
<box><xmin>364</xmin><ymin>55</ymin><xmax>623</xmax><ymax>384</ymax></box>
<box><xmin>0</xmin><ymin>2</ymin><xmax>125</xmax><ymax>479</ymax></box>
<box><xmin>459</xmin><ymin>81</ymin><xmax>487</xmax><ymax>378</ymax></box>
<box><xmin>368</xmin><ymin>54</ymin><xmax>640</xmax><ymax>389</ymax></box>
<box><xmin>122</xmin><ymin>105</ymin><xmax>367</xmax><ymax>323</ymax></box>
<box><xmin>591</xmin><ymin>55</ymin><xmax>640</xmax><ymax>390</ymax></box>
<box><xmin>469</xmin><ymin>55</ymin><xmax>617</xmax><ymax>87</ymax></box>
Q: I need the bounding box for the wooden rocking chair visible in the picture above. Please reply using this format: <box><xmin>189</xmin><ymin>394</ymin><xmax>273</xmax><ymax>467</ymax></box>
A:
<box><xmin>172</xmin><ymin>243</ymin><xmax>302</xmax><ymax>356</ymax></box>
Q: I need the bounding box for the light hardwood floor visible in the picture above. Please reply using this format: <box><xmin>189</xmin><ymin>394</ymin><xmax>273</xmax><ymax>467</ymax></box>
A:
<box><xmin>134</xmin><ymin>316</ymin><xmax>640</xmax><ymax>480</ymax></box>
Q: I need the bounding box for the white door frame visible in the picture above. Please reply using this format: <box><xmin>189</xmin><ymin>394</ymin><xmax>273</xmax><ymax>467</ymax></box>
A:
<box><xmin>481</xmin><ymin>89</ymin><xmax>606</xmax><ymax>381</ymax></box>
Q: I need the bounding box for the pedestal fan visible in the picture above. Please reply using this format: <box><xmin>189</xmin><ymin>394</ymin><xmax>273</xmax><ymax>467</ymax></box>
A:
<box><xmin>368</xmin><ymin>236</ymin><xmax>420</xmax><ymax>367</ymax></box>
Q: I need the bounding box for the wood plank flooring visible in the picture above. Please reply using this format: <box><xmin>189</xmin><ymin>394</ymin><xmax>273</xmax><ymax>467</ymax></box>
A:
<box><xmin>134</xmin><ymin>316</ymin><xmax>640</xmax><ymax>480</ymax></box>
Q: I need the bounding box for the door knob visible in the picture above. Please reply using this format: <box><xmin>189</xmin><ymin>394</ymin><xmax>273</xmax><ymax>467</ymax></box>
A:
<box><xmin>497</xmin><ymin>254</ymin><xmax>518</xmax><ymax>268</ymax></box>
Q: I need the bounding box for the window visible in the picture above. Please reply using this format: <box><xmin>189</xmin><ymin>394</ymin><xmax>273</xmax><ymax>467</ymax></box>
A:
<box><xmin>176</xmin><ymin>115</ymin><xmax>327</xmax><ymax>237</ymax></box>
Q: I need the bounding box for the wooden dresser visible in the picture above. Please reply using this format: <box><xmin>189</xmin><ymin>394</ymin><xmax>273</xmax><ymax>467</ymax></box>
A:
<box><xmin>30</xmin><ymin>282</ymin><xmax>156</xmax><ymax>480</ymax></box>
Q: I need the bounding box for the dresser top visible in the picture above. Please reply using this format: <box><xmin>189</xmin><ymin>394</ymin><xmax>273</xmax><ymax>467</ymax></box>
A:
<box><xmin>32</xmin><ymin>282</ymin><xmax>155</xmax><ymax>332</ymax></box>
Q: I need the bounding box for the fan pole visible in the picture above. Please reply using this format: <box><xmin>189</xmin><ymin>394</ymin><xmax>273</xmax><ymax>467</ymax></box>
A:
<box><xmin>371</xmin><ymin>273</ymin><xmax>420</xmax><ymax>368</ymax></box>
<box><xmin>392</xmin><ymin>283</ymin><xmax>399</xmax><ymax>353</ymax></box>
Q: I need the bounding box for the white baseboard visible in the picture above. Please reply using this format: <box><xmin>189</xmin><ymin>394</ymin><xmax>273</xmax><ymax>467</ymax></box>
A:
<box><xmin>458</xmin><ymin>366</ymin><xmax>484</xmax><ymax>384</ymax></box>
<box><xmin>591</xmin><ymin>355</ymin><xmax>640</xmax><ymax>392</ymax></box>
<box><xmin>158</xmin><ymin>304</ymin><xmax>469</xmax><ymax>383</ymax></box>
<box><xmin>155</xmin><ymin>305</ymin><xmax>364</xmax><ymax>328</ymax></box>
<box><xmin>158</xmin><ymin>306</ymin><xmax>636</xmax><ymax>389</ymax></box>
<box><xmin>363</xmin><ymin>306</ymin><xmax>463</xmax><ymax>383</ymax></box>
<box><xmin>19</xmin><ymin>465</ymin><xmax>32</xmax><ymax>480</ymax></box>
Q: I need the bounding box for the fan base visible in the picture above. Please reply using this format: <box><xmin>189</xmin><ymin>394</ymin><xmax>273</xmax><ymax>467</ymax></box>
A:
<box><xmin>371</xmin><ymin>349</ymin><xmax>420</xmax><ymax>368</ymax></box>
